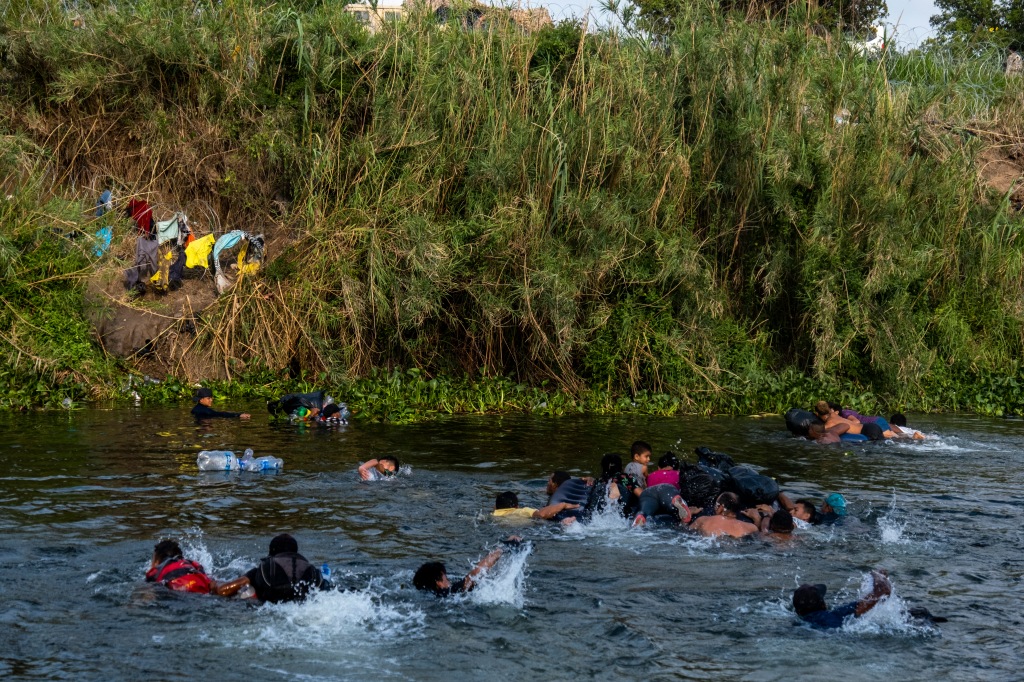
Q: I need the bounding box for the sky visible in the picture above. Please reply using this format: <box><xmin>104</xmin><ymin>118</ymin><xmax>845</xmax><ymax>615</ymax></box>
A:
<box><xmin>537</xmin><ymin>0</ymin><xmax>941</xmax><ymax>45</ymax></box>
<box><xmin>885</xmin><ymin>0</ymin><xmax>938</xmax><ymax>45</ymax></box>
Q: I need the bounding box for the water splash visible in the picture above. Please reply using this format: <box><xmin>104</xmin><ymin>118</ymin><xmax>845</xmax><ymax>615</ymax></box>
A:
<box><xmin>468</xmin><ymin>544</ymin><xmax>532</xmax><ymax>608</ymax></box>
<box><xmin>843</xmin><ymin>589</ymin><xmax>937</xmax><ymax>636</ymax></box>
<box><xmin>877</xmin><ymin>494</ymin><xmax>910</xmax><ymax>545</ymax></box>
<box><xmin>226</xmin><ymin>588</ymin><xmax>426</xmax><ymax>650</ymax></box>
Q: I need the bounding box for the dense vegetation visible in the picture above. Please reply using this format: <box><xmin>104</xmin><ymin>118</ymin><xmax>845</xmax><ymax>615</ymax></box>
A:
<box><xmin>3</xmin><ymin>0</ymin><xmax>1024</xmax><ymax>419</ymax></box>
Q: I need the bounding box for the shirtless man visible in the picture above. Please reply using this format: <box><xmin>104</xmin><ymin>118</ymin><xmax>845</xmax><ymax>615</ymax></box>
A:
<box><xmin>688</xmin><ymin>492</ymin><xmax>759</xmax><ymax>538</ymax></box>
<box><xmin>815</xmin><ymin>401</ymin><xmax>863</xmax><ymax>435</ymax></box>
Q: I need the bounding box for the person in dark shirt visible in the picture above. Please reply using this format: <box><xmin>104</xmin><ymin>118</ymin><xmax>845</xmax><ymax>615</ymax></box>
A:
<box><xmin>190</xmin><ymin>387</ymin><xmax>251</xmax><ymax>420</ymax></box>
<box><xmin>214</xmin><ymin>533</ymin><xmax>329</xmax><ymax>603</ymax></box>
<box><xmin>793</xmin><ymin>569</ymin><xmax>892</xmax><ymax>629</ymax></box>
<box><xmin>413</xmin><ymin>537</ymin><xmax>522</xmax><ymax>597</ymax></box>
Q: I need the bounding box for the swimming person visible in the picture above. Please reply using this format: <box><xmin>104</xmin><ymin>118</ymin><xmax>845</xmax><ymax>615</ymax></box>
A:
<box><xmin>632</xmin><ymin>453</ymin><xmax>690</xmax><ymax>527</ymax></box>
<box><xmin>145</xmin><ymin>539</ymin><xmax>214</xmax><ymax>594</ymax></box>
<box><xmin>777</xmin><ymin>492</ymin><xmax>818</xmax><ymax>524</ymax></box>
<box><xmin>582</xmin><ymin>454</ymin><xmax>643</xmax><ymax>519</ymax></box>
<box><xmin>624</xmin><ymin>440</ymin><xmax>653</xmax><ymax>481</ymax></box>
<box><xmin>215</xmin><ymin>534</ymin><xmax>329</xmax><ymax>603</ymax></box>
<box><xmin>792</xmin><ymin>569</ymin><xmax>892</xmax><ymax>628</ymax></box>
<box><xmin>190</xmin><ymin>387</ymin><xmax>251</xmax><ymax>420</ymax></box>
<box><xmin>645</xmin><ymin>452</ymin><xmax>680</xmax><ymax>487</ymax></box>
<box><xmin>413</xmin><ymin>536</ymin><xmax>523</xmax><ymax>597</ymax></box>
<box><xmin>492</xmin><ymin>491</ymin><xmax>580</xmax><ymax>521</ymax></box>
<box><xmin>688</xmin><ymin>492</ymin><xmax>759</xmax><ymax>538</ymax></box>
<box><xmin>818</xmin><ymin>493</ymin><xmax>848</xmax><ymax>525</ymax></box>
<box><xmin>359</xmin><ymin>456</ymin><xmax>400</xmax><ymax>480</ymax></box>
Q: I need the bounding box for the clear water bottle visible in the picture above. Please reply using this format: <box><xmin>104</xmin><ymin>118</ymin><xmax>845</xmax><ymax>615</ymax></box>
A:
<box><xmin>197</xmin><ymin>450</ymin><xmax>239</xmax><ymax>471</ymax></box>
<box><xmin>242</xmin><ymin>455</ymin><xmax>284</xmax><ymax>472</ymax></box>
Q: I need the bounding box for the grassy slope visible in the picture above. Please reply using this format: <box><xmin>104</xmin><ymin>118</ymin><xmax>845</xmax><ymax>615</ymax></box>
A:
<box><xmin>2</xmin><ymin>1</ymin><xmax>1024</xmax><ymax>417</ymax></box>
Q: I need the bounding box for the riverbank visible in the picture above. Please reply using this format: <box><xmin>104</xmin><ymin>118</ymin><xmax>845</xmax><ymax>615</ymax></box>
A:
<box><xmin>2</xmin><ymin>2</ymin><xmax>1024</xmax><ymax>417</ymax></box>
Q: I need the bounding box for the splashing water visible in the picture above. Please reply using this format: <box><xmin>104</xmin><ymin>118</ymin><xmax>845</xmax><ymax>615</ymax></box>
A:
<box><xmin>843</xmin><ymin>585</ymin><xmax>936</xmax><ymax>637</ymax></box>
<box><xmin>468</xmin><ymin>544</ymin><xmax>532</xmax><ymax>608</ymax></box>
<box><xmin>226</xmin><ymin>588</ymin><xmax>426</xmax><ymax>650</ymax></box>
<box><xmin>877</xmin><ymin>494</ymin><xmax>910</xmax><ymax>545</ymax></box>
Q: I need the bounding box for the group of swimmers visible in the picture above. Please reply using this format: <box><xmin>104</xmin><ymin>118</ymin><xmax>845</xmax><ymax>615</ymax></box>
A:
<box><xmin>806</xmin><ymin>401</ymin><xmax>925</xmax><ymax>443</ymax></box>
<box><xmin>494</xmin><ymin>441</ymin><xmax>848</xmax><ymax>541</ymax></box>
<box><xmin>172</xmin><ymin>393</ymin><xmax>940</xmax><ymax>629</ymax></box>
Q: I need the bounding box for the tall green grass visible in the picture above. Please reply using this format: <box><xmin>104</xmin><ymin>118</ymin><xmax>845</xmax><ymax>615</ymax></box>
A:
<box><xmin>2</xmin><ymin>0</ymin><xmax>1024</xmax><ymax>413</ymax></box>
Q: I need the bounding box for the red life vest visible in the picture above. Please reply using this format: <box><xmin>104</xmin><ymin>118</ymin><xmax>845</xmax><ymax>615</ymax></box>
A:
<box><xmin>145</xmin><ymin>558</ymin><xmax>213</xmax><ymax>594</ymax></box>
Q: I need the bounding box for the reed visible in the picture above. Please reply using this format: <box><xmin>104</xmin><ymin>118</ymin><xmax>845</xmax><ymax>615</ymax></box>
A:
<box><xmin>2</xmin><ymin>0</ymin><xmax>1024</xmax><ymax>414</ymax></box>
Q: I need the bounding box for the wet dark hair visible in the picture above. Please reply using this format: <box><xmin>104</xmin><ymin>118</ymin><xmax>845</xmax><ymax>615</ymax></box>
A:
<box><xmin>828</xmin><ymin>401</ymin><xmax>842</xmax><ymax>412</ymax></box>
<box><xmin>599</xmin><ymin>454</ymin><xmax>623</xmax><ymax>479</ymax></box>
<box><xmin>153</xmin><ymin>540</ymin><xmax>183</xmax><ymax>562</ymax></box>
<box><xmin>495</xmin><ymin>491</ymin><xmax>519</xmax><ymax>510</ymax></box>
<box><xmin>413</xmin><ymin>561</ymin><xmax>447</xmax><ymax>592</ymax></box>
<box><xmin>795</xmin><ymin>499</ymin><xmax>817</xmax><ymax>520</ymax></box>
<box><xmin>322</xmin><ymin>404</ymin><xmax>342</xmax><ymax>418</ymax></box>
<box><xmin>769</xmin><ymin>509</ymin><xmax>795</xmax><ymax>533</ymax></box>
<box><xmin>658</xmin><ymin>452</ymin><xmax>679</xmax><ymax>469</ymax></box>
<box><xmin>889</xmin><ymin>413</ymin><xmax>908</xmax><ymax>427</ymax></box>
<box><xmin>793</xmin><ymin>584</ymin><xmax>828</xmax><ymax>616</ymax></box>
<box><xmin>807</xmin><ymin>423</ymin><xmax>825</xmax><ymax>438</ymax></box>
<box><xmin>269</xmin><ymin>533</ymin><xmax>298</xmax><ymax>556</ymax></box>
<box><xmin>379</xmin><ymin>455</ymin><xmax>400</xmax><ymax>472</ymax></box>
<box><xmin>715</xmin><ymin>492</ymin><xmax>742</xmax><ymax>515</ymax></box>
<box><xmin>630</xmin><ymin>440</ymin><xmax>652</xmax><ymax>458</ymax></box>
<box><xmin>551</xmin><ymin>471</ymin><xmax>571</xmax><ymax>487</ymax></box>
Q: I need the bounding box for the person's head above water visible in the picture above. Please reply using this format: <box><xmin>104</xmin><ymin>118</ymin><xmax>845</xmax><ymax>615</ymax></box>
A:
<box><xmin>378</xmin><ymin>455</ymin><xmax>399</xmax><ymax>475</ymax></box>
<box><xmin>889</xmin><ymin>413</ymin><xmax>908</xmax><ymax>427</ymax></box>
<box><xmin>822</xmin><ymin>493</ymin><xmax>847</xmax><ymax>516</ymax></box>
<box><xmin>599</xmin><ymin>454</ymin><xmax>623</xmax><ymax>479</ymax></box>
<box><xmin>194</xmin><ymin>387</ymin><xmax>214</xmax><ymax>406</ymax></box>
<box><xmin>268</xmin><ymin>533</ymin><xmax>299</xmax><ymax>556</ymax></box>
<box><xmin>792</xmin><ymin>583</ymin><xmax>828</xmax><ymax>616</ymax></box>
<box><xmin>495</xmin><ymin>491</ymin><xmax>519</xmax><ymax>510</ymax></box>
<box><xmin>630</xmin><ymin>440</ymin><xmax>652</xmax><ymax>464</ymax></box>
<box><xmin>714</xmin><ymin>492</ymin><xmax>742</xmax><ymax>517</ymax></box>
<box><xmin>658</xmin><ymin>452</ymin><xmax>679</xmax><ymax>470</ymax></box>
<box><xmin>153</xmin><ymin>539</ymin><xmax>183</xmax><ymax>562</ymax></box>
<box><xmin>769</xmin><ymin>509</ymin><xmax>795</xmax><ymax>533</ymax></box>
<box><xmin>322</xmin><ymin>404</ymin><xmax>343</xmax><ymax>419</ymax></box>
<box><xmin>546</xmin><ymin>470</ymin><xmax>571</xmax><ymax>495</ymax></box>
<box><xmin>813</xmin><ymin>401</ymin><xmax>831</xmax><ymax>419</ymax></box>
<box><xmin>792</xmin><ymin>499</ymin><xmax>817</xmax><ymax>522</ymax></box>
<box><xmin>413</xmin><ymin>561</ymin><xmax>449</xmax><ymax>593</ymax></box>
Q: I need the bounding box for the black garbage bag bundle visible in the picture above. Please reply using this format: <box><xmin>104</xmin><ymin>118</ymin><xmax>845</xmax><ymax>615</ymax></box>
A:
<box><xmin>785</xmin><ymin>408</ymin><xmax>822</xmax><ymax>438</ymax></box>
<box><xmin>678</xmin><ymin>463</ymin><xmax>722</xmax><ymax>510</ymax></box>
<box><xmin>725</xmin><ymin>465</ymin><xmax>780</xmax><ymax>507</ymax></box>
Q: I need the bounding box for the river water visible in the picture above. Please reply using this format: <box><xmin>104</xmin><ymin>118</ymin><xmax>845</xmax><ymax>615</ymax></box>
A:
<box><xmin>0</xmin><ymin>408</ymin><xmax>1020</xmax><ymax>681</ymax></box>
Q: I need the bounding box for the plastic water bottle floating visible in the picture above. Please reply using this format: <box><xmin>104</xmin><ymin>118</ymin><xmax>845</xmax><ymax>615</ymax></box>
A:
<box><xmin>196</xmin><ymin>450</ymin><xmax>238</xmax><ymax>471</ymax></box>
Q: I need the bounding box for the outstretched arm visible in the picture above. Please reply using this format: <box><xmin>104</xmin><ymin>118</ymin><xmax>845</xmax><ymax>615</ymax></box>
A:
<box><xmin>213</xmin><ymin>575</ymin><xmax>251</xmax><ymax>597</ymax></box>
<box><xmin>358</xmin><ymin>460</ymin><xmax>379</xmax><ymax>480</ymax></box>
<box><xmin>463</xmin><ymin>549</ymin><xmax>503</xmax><ymax>591</ymax></box>
<box><xmin>532</xmin><ymin>502</ymin><xmax>579</xmax><ymax>520</ymax></box>
<box><xmin>855</xmin><ymin>570</ymin><xmax>892</xmax><ymax>616</ymax></box>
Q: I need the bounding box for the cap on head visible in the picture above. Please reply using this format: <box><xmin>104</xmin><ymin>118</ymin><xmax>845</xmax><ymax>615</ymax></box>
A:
<box><xmin>269</xmin><ymin>533</ymin><xmax>298</xmax><ymax>556</ymax></box>
<box><xmin>824</xmin><ymin>493</ymin><xmax>847</xmax><ymax>515</ymax></box>
<box><xmin>793</xmin><ymin>583</ymin><xmax>828</xmax><ymax>615</ymax></box>
<box><xmin>194</xmin><ymin>387</ymin><xmax>214</xmax><ymax>402</ymax></box>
